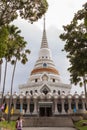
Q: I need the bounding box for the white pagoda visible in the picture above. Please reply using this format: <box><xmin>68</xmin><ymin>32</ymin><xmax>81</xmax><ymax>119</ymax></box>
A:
<box><xmin>19</xmin><ymin>17</ymin><xmax>71</xmax><ymax>96</ymax></box>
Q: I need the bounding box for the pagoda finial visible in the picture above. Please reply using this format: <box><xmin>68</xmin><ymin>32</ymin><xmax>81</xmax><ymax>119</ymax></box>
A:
<box><xmin>44</xmin><ymin>15</ymin><xmax>45</xmax><ymax>31</ymax></box>
<box><xmin>40</xmin><ymin>15</ymin><xmax>48</xmax><ymax>49</ymax></box>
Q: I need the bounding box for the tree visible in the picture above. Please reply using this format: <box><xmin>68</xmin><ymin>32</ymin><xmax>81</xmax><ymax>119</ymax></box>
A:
<box><xmin>0</xmin><ymin>0</ymin><xmax>48</xmax><ymax>26</ymax></box>
<box><xmin>60</xmin><ymin>2</ymin><xmax>87</xmax><ymax>105</ymax></box>
<box><xmin>0</xmin><ymin>25</ymin><xmax>30</xmax><ymax>99</ymax></box>
<box><xmin>1</xmin><ymin>25</ymin><xmax>30</xmax><ymax>96</ymax></box>
<box><xmin>8</xmin><ymin>31</ymin><xmax>30</xmax><ymax>122</ymax></box>
<box><xmin>0</xmin><ymin>24</ymin><xmax>30</xmax><ymax>121</ymax></box>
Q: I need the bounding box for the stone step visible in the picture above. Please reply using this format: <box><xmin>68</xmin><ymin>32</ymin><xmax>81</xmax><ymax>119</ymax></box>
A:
<box><xmin>23</xmin><ymin>117</ymin><xmax>74</xmax><ymax>127</ymax></box>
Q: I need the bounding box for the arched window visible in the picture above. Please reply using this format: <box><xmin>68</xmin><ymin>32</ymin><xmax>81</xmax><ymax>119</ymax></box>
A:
<box><xmin>58</xmin><ymin>90</ymin><xmax>60</xmax><ymax>95</ymax></box>
<box><xmin>53</xmin><ymin>90</ymin><xmax>56</xmax><ymax>93</ymax></box>
<box><xmin>30</xmin><ymin>90</ymin><xmax>33</xmax><ymax>95</ymax></box>
<box><xmin>35</xmin><ymin>90</ymin><xmax>37</xmax><ymax>93</ymax></box>
<box><xmin>35</xmin><ymin>79</ymin><xmax>38</xmax><ymax>82</ymax></box>
<box><xmin>53</xmin><ymin>79</ymin><xmax>55</xmax><ymax>82</ymax></box>
<box><xmin>26</xmin><ymin>91</ymin><xmax>28</xmax><ymax>94</ymax></box>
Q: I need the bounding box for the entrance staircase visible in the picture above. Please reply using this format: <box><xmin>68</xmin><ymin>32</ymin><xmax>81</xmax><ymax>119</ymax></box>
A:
<box><xmin>23</xmin><ymin>116</ymin><xmax>74</xmax><ymax>127</ymax></box>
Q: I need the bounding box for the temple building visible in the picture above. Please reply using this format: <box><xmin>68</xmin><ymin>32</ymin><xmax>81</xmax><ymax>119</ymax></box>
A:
<box><xmin>0</xmin><ymin>17</ymin><xmax>86</xmax><ymax>117</ymax></box>
<box><xmin>17</xmin><ymin>17</ymin><xmax>86</xmax><ymax>116</ymax></box>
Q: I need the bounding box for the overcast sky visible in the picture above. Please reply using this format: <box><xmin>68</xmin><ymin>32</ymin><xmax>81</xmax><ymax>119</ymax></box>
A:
<box><xmin>1</xmin><ymin>0</ymin><xmax>86</xmax><ymax>94</ymax></box>
<box><xmin>34</xmin><ymin>0</ymin><xmax>87</xmax><ymax>29</ymax></box>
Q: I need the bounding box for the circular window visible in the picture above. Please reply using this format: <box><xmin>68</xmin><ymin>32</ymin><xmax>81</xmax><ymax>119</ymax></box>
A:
<box><xmin>43</xmin><ymin>63</ymin><xmax>47</xmax><ymax>67</ymax></box>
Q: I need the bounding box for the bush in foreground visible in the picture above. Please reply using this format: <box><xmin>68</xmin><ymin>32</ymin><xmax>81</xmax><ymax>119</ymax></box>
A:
<box><xmin>0</xmin><ymin>121</ymin><xmax>16</xmax><ymax>130</ymax></box>
<box><xmin>74</xmin><ymin>120</ymin><xmax>87</xmax><ymax>130</ymax></box>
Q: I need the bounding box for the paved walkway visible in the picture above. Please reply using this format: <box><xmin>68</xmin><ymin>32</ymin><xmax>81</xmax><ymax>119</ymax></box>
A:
<box><xmin>23</xmin><ymin>127</ymin><xmax>76</xmax><ymax>130</ymax></box>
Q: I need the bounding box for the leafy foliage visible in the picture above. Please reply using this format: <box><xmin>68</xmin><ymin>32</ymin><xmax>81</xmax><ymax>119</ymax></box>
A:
<box><xmin>74</xmin><ymin>119</ymin><xmax>87</xmax><ymax>130</ymax></box>
<box><xmin>0</xmin><ymin>25</ymin><xmax>30</xmax><ymax>62</ymax></box>
<box><xmin>60</xmin><ymin>2</ymin><xmax>87</xmax><ymax>86</ymax></box>
<box><xmin>0</xmin><ymin>0</ymin><xmax>48</xmax><ymax>26</ymax></box>
<box><xmin>0</xmin><ymin>121</ymin><xmax>16</xmax><ymax>130</ymax></box>
<box><xmin>0</xmin><ymin>26</ymin><xmax>8</xmax><ymax>58</ymax></box>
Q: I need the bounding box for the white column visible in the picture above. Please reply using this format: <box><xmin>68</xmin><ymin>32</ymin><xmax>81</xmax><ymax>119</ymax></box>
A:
<box><xmin>76</xmin><ymin>100</ymin><xmax>78</xmax><ymax>112</ymax></box>
<box><xmin>33</xmin><ymin>99</ymin><xmax>38</xmax><ymax>115</ymax></box>
<box><xmin>68</xmin><ymin>100</ymin><xmax>72</xmax><ymax>114</ymax></box>
<box><xmin>20</xmin><ymin>100</ymin><xmax>23</xmax><ymax>114</ymax></box>
<box><xmin>82</xmin><ymin>100</ymin><xmax>86</xmax><ymax>111</ymax></box>
<box><xmin>26</xmin><ymin>99</ymin><xmax>30</xmax><ymax>114</ymax></box>
<box><xmin>54</xmin><ymin>99</ymin><xmax>59</xmax><ymax>115</ymax></box>
<box><xmin>13</xmin><ymin>100</ymin><xmax>16</xmax><ymax>110</ymax></box>
<box><xmin>61</xmin><ymin>99</ymin><xmax>66</xmax><ymax>114</ymax></box>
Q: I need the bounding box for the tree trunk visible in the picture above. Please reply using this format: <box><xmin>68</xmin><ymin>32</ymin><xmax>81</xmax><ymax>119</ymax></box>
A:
<box><xmin>2</xmin><ymin>59</ymin><xmax>7</xmax><ymax>103</ymax></box>
<box><xmin>8</xmin><ymin>58</ymin><xmax>17</xmax><ymax>123</ymax></box>
<box><xmin>0</xmin><ymin>63</ymin><xmax>1</xmax><ymax>89</ymax></box>
<box><xmin>0</xmin><ymin>59</ymin><xmax>3</xmax><ymax>91</ymax></box>
<box><xmin>10</xmin><ymin>58</ymin><xmax>17</xmax><ymax>96</ymax></box>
